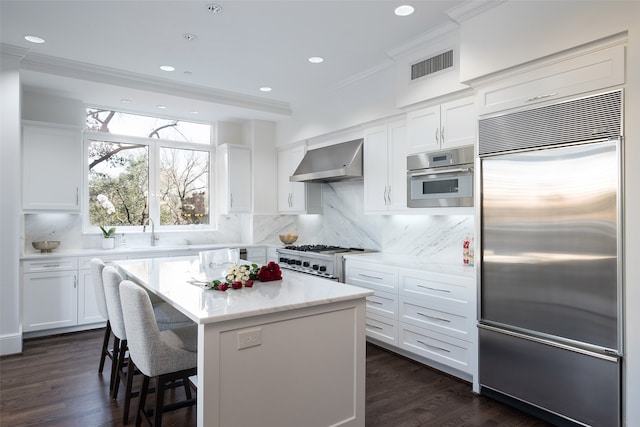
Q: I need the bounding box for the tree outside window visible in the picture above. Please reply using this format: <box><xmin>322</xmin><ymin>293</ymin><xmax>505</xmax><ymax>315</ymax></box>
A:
<box><xmin>86</xmin><ymin>108</ymin><xmax>212</xmax><ymax>229</ymax></box>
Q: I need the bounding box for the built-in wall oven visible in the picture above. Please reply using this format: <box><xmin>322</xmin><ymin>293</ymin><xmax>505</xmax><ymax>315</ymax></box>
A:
<box><xmin>407</xmin><ymin>145</ymin><xmax>474</xmax><ymax>208</ymax></box>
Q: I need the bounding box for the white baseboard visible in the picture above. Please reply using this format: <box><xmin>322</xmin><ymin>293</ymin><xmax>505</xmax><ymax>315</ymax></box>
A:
<box><xmin>0</xmin><ymin>332</ymin><xmax>22</xmax><ymax>355</ymax></box>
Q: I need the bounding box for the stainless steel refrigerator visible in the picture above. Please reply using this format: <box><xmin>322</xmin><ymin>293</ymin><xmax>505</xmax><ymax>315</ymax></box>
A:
<box><xmin>478</xmin><ymin>90</ymin><xmax>623</xmax><ymax>427</ymax></box>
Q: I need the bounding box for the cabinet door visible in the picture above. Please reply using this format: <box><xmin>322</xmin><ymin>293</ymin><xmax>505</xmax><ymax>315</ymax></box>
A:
<box><xmin>217</xmin><ymin>144</ymin><xmax>251</xmax><ymax>214</ymax></box>
<box><xmin>23</xmin><ymin>271</ymin><xmax>78</xmax><ymax>332</ymax></box>
<box><xmin>77</xmin><ymin>269</ymin><xmax>107</xmax><ymax>325</ymax></box>
<box><xmin>23</xmin><ymin>124</ymin><xmax>81</xmax><ymax>211</ymax></box>
<box><xmin>288</xmin><ymin>146</ymin><xmax>307</xmax><ymax>212</ymax></box>
<box><xmin>387</xmin><ymin>121</ymin><xmax>407</xmax><ymax>212</ymax></box>
<box><xmin>406</xmin><ymin>105</ymin><xmax>440</xmax><ymax>154</ymax></box>
<box><xmin>363</xmin><ymin>125</ymin><xmax>390</xmax><ymax>213</ymax></box>
<box><xmin>440</xmin><ymin>97</ymin><xmax>476</xmax><ymax>149</ymax></box>
<box><xmin>277</xmin><ymin>149</ymin><xmax>292</xmax><ymax>212</ymax></box>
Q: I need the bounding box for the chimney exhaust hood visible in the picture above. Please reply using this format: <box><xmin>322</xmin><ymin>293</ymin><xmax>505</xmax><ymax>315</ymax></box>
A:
<box><xmin>289</xmin><ymin>138</ymin><xmax>364</xmax><ymax>183</ymax></box>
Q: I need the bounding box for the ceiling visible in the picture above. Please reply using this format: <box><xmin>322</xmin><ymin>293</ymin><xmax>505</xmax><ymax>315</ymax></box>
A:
<box><xmin>1</xmin><ymin>0</ymin><xmax>466</xmax><ymax>123</ymax></box>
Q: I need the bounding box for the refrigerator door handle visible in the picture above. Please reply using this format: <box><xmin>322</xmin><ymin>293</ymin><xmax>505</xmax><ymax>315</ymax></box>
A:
<box><xmin>478</xmin><ymin>323</ymin><xmax>620</xmax><ymax>362</ymax></box>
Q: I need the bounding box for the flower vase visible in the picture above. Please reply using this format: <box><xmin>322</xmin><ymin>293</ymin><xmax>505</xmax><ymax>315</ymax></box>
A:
<box><xmin>102</xmin><ymin>237</ymin><xmax>115</xmax><ymax>249</ymax></box>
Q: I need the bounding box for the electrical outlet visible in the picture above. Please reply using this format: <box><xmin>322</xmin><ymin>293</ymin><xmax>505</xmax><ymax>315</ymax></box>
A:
<box><xmin>237</xmin><ymin>328</ymin><xmax>262</xmax><ymax>350</ymax></box>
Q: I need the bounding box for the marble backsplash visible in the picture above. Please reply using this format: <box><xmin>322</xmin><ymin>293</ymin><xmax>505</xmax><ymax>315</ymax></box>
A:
<box><xmin>24</xmin><ymin>181</ymin><xmax>473</xmax><ymax>264</ymax></box>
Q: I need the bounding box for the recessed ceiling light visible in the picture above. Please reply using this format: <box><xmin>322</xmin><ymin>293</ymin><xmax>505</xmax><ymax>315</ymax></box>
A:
<box><xmin>157</xmin><ymin>105</ymin><xmax>167</xmax><ymax>109</ymax></box>
<box><xmin>394</xmin><ymin>5</ymin><xmax>415</xmax><ymax>16</ymax></box>
<box><xmin>190</xmin><ymin>111</ymin><xmax>199</xmax><ymax>114</ymax></box>
<box><xmin>259</xmin><ymin>87</ymin><xmax>272</xmax><ymax>92</ymax></box>
<box><xmin>120</xmin><ymin>99</ymin><xmax>132</xmax><ymax>104</ymax></box>
<box><xmin>24</xmin><ymin>35</ymin><xmax>45</xmax><ymax>44</ymax></box>
<box><xmin>308</xmin><ymin>57</ymin><xmax>324</xmax><ymax>64</ymax></box>
<box><xmin>207</xmin><ymin>3</ymin><xmax>223</xmax><ymax>14</ymax></box>
<box><xmin>183</xmin><ymin>33</ymin><xmax>196</xmax><ymax>41</ymax></box>
<box><xmin>160</xmin><ymin>65</ymin><xmax>175</xmax><ymax>72</ymax></box>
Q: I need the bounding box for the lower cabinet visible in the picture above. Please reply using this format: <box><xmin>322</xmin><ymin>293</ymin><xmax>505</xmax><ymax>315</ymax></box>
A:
<box><xmin>345</xmin><ymin>258</ymin><xmax>477</xmax><ymax>383</ymax></box>
<box><xmin>23</xmin><ymin>269</ymin><xmax>78</xmax><ymax>332</ymax></box>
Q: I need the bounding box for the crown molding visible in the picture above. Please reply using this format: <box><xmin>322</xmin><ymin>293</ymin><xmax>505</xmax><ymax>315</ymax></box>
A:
<box><xmin>385</xmin><ymin>21</ymin><xmax>459</xmax><ymax>59</ymax></box>
<box><xmin>0</xmin><ymin>43</ymin><xmax>29</xmax><ymax>60</ymax></box>
<box><xmin>445</xmin><ymin>0</ymin><xmax>507</xmax><ymax>24</ymax></box>
<box><xmin>17</xmin><ymin>49</ymin><xmax>292</xmax><ymax>116</ymax></box>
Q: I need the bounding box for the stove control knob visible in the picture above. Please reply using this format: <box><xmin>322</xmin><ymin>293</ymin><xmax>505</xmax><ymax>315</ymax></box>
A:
<box><xmin>295</xmin><ymin>260</ymin><xmax>302</xmax><ymax>265</ymax></box>
<box><xmin>319</xmin><ymin>265</ymin><xmax>327</xmax><ymax>272</ymax></box>
<box><xmin>288</xmin><ymin>259</ymin><xmax>297</xmax><ymax>265</ymax></box>
<box><xmin>312</xmin><ymin>264</ymin><xmax>319</xmax><ymax>270</ymax></box>
<box><xmin>279</xmin><ymin>257</ymin><xmax>288</xmax><ymax>263</ymax></box>
<box><xmin>303</xmin><ymin>261</ymin><xmax>310</xmax><ymax>267</ymax></box>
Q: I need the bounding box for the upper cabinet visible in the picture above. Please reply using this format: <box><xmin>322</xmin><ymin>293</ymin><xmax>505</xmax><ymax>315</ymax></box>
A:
<box><xmin>406</xmin><ymin>96</ymin><xmax>476</xmax><ymax>154</ymax></box>
<box><xmin>363</xmin><ymin>120</ymin><xmax>407</xmax><ymax>214</ymax></box>
<box><xmin>22</xmin><ymin>122</ymin><xmax>82</xmax><ymax>212</ymax></box>
<box><xmin>216</xmin><ymin>144</ymin><xmax>251</xmax><ymax>214</ymax></box>
<box><xmin>277</xmin><ymin>145</ymin><xmax>322</xmax><ymax>214</ymax></box>
<box><xmin>476</xmin><ymin>44</ymin><xmax>625</xmax><ymax>116</ymax></box>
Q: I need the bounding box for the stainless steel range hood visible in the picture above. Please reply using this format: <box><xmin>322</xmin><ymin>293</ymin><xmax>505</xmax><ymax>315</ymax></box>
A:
<box><xmin>289</xmin><ymin>138</ymin><xmax>363</xmax><ymax>183</ymax></box>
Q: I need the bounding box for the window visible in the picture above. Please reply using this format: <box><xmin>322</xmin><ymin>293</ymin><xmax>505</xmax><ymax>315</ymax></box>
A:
<box><xmin>85</xmin><ymin>108</ymin><xmax>213</xmax><ymax>232</ymax></box>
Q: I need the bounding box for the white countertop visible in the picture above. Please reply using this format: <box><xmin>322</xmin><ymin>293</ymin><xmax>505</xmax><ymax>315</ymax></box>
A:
<box><xmin>342</xmin><ymin>252</ymin><xmax>476</xmax><ymax>278</ymax></box>
<box><xmin>21</xmin><ymin>243</ymin><xmax>275</xmax><ymax>260</ymax></box>
<box><xmin>114</xmin><ymin>256</ymin><xmax>373</xmax><ymax>324</ymax></box>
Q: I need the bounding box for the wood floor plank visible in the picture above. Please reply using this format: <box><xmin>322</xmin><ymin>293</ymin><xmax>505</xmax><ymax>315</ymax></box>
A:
<box><xmin>1</xmin><ymin>329</ymin><xmax>553</xmax><ymax>426</ymax></box>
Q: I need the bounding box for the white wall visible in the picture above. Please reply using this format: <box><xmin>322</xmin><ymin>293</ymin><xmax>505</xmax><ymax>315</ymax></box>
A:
<box><xmin>0</xmin><ymin>52</ymin><xmax>23</xmax><ymax>354</ymax></box>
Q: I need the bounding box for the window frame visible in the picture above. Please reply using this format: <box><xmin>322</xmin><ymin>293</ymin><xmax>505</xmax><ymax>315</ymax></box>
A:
<box><xmin>82</xmin><ymin>130</ymin><xmax>216</xmax><ymax>235</ymax></box>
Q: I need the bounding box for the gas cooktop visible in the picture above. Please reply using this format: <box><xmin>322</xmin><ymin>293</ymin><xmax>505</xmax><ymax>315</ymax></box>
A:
<box><xmin>282</xmin><ymin>245</ymin><xmax>362</xmax><ymax>254</ymax></box>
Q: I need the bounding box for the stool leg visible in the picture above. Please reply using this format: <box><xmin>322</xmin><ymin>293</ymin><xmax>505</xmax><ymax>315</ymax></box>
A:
<box><xmin>123</xmin><ymin>356</ymin><xmax>136</xmax><ymax>424</ymax></box>
<box><xmin>154</xmin><ymin>375</ymin><xmax>165</xmax><ymax>427</ymax></box>
<box><xmin>110</xmin><ymin>337</ymin><xmax>121</xmax><ymax>395</ymax></box>
<box><xmin>137</xmin><ymin>376</ymin><xmax>150</xmax><ymax>427</ymax></box>
<box><xmin>113</xmin><ymin>339</ymin><xmax>128</xmax><ymax>399</ymax></box>
<box><xmin>98</xmin><ymin>321</ymin><xmax>112</xmax><ymax>374</ymax></box>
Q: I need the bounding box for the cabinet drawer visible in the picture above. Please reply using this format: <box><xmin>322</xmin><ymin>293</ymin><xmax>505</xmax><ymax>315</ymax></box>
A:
<box><xmin>345</xmin><ymin>261</ymin><xmax>398</xmax><ymax>294</ymax></box>
<box><xmin>399</xmin><ymin>323</ymin><xmax>472</xmax><ymax>374</ymax></box>
<box><xmin>365</xmin><ymin>313</ymin><xmax>398</xmax><ymax>346</ymax></box>
<box><xmin>399</xmin><ymin>297</ymin><xmax>473</xmax><ymax>342</ymax></box>
<box><xmin>399</xmin><ymin>271</ymin><xmax>471</xmax><ymax>306</ymax></box>
<box><xmin>23</xmin><ymin>258</ymin><xmax>78</xmax><ymax>273</ymax></box>
<box><xmin>366</xmin><ymin>290</ymin><xmax>398</xmax><ymax>319</ymax></box>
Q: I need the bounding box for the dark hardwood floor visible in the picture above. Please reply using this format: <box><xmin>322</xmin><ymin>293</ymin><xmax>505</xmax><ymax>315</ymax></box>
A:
<box><xmin>0</xmin><ymin>329</ymin><xmax>553</xmax><ymax>427</ymax></box>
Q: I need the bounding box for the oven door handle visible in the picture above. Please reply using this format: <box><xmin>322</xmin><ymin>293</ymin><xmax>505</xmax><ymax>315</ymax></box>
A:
<box><xmin>409</xmin><ymin>167</ymin><xmax>472</xmax><ymax>178</ymax></box>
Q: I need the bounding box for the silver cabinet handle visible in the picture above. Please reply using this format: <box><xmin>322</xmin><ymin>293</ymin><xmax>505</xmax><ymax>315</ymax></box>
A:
<box><xmin>417</xmin><ymin>312</ymin><xmax>451</xmax><ymax>322</ymax></box>
<box><xmin>417</xmin><ymin>340</ymin><xmax>450</xmax><ymax>353</ymax></box>
<box><xmin>43</xmin><ymin>264</ymin><xmax>61</xmax><ymax>268</ymax></box>
<box><xmin>358</xmin><ymin>273</ymin><xmax>383</xmax><ymax>280</ymax></box>
<box><xmin>368</xmin><ymin>299</ymin><xmax>384</xmax><ymax>305</ymax></box>
<box><xmin>435</xmin><ymin>128</ymin><xmax>439</xmax><ymax>143</ymax></box>
<box><xmin>74</xmin><ymin>275</ymin><xmax>77</xmax><ymax>289</ymax></box>
<box><xmin>230</xmin><ymin>193</ymin><xmax>233</xmax><ymax>208</ymax></box>
<box><xmin>417</xmin><ymin>284</ymin><xmax>451</xmax><ymax>293</ymax></box>
<box><xmin>441</xmin><ymin>127</ymin><xmax>445</xmax><ymax>143</ymax></box>
<box><xmin>76</xmin><ymin>187</ymin><xmax>79</xmax><ymax>206</ymax></box>
<box><xmin>525</xmin><ymin>92</ymin><xmax>558</xmax><ymax>102</ymax></box>
<box><xmin>387</xmin><ymin>185</ymin><xmax>391</xmax><ymax>206</ymax></box>
<box><xmin>367</xmin><ymin>324</ymin><xmax>384</xmax><ymax>330</ymax></box>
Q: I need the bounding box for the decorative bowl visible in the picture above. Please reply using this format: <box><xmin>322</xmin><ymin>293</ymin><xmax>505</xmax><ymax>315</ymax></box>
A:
<box><xmin>279</xmin><ymin>234</ymin><xmax>298</xmax><ymax>245</ymax></box>
<box><xmin>32</xmin><ymin>241</ymin><xmax>60</xmax><ymax>253</ymax></box>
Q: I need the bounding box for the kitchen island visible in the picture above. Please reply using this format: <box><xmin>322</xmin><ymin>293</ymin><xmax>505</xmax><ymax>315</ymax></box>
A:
<box><xmin>114</xmin><ymin>256</ymin><xmax>373</xmax><ymax>427</ymax></box>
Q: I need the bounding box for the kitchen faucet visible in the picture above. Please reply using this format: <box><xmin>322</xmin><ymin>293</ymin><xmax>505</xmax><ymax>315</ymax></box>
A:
<box><xmin>142</xmin><ymin>218</ymin><xmax>159</xmax><ymax>246</ymax></box>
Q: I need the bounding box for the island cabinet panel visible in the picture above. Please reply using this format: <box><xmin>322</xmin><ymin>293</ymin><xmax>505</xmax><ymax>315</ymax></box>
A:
<box><xmin>216</xmin><ymin>307</ymin><xmax>361</xmax><ymax>427</ymax></box>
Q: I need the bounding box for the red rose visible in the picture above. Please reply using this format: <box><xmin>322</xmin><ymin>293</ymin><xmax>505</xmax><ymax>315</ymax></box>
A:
<box><xmin>217</xmin><ymin>283</ymin><xmax>229</xmax><ymax>291</ymax></box>
<box><xmin>232</xmin><ymin>281</ymin><xmax>243</xmax><ymax>289</ymax></box>
<box><xmin>257</xmin><ymin>263</ymin><xmax>282</xmax><ymax>282</ymax></box>
<box><xmin>245</xmin><ymin>280</ymin><xmax>254</xmax><ymax>287</ymax></box>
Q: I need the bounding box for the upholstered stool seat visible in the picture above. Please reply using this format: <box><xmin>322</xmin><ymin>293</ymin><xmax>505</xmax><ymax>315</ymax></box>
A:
<box><xmin>119</xmin><ymin>280</ymin><xmax>198</xmax><ymax>426</ymax></box>
<box><xmin>90</xmin><ymin>258</ymin><xmax>115</xmax><ymax>379</ymax></box>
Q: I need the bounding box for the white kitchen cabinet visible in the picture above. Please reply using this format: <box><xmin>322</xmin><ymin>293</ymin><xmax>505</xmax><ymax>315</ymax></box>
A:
<box><xmin>77</xmin><ymin>267</ymin><xmax>105</xmax><ymax>325</ymax></box>
<box><xmin>217</xmin><ymin>144</ymin><xmax>251</xmax><ymax>214</ymax></box>
<box><xmin>22</xmin><ymin>258</ymin><xmax>79</xmax><ymax>332</ymax></box>
<box><xmin>22</xmin><ymin>122</ymin><xmax>82</xmax><ymax>211</ymax></box>
<box><xmin>477</xmin><ymin>44</ymin><xmax>625</xmax><ymax>116</ymax></box>
<box><xmin>277</xmin><ymin>145</ymin><xmax>322</xmax><ymax>214</ymax></box>
<box><xmin>363</xmin><ymin>120</ymin><xmax>407</xmax><ymax>213</ymax></box>
<box><xmin>345</xmin><ymin>257</ymin><xmax>477</xmax><ymax>383</ymax></box>
<box><xmin>406</xmin><ymin>96</ymin><xmax>476</xmax><ymax>154</ymax></box>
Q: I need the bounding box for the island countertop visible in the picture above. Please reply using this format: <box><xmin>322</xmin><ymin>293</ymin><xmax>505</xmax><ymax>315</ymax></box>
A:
<box><xmin>114</xmin><ymin>256</ymin><xmax>373</xmax><ymax>325</ymax></box>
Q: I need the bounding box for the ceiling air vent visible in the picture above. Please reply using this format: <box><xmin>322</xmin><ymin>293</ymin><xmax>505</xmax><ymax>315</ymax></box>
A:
<box><xmin>411</xmin><ymin>49</ymin><xmax>453</xmax><ymax>80</ymax></box>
